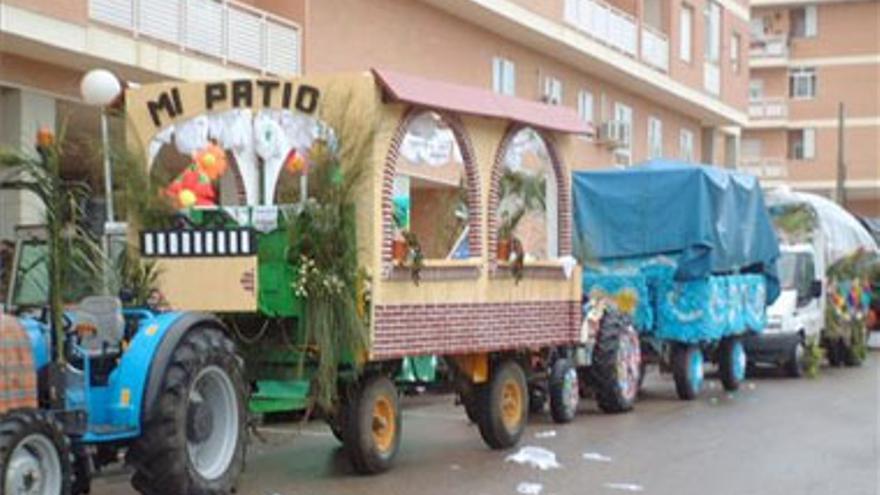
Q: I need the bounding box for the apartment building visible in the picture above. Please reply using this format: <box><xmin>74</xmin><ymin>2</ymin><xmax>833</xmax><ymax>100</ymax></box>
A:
<box><xmin>0</xmin><ymin>0</ymin><xmax>750</xmax><ymax>237</ymax></box>
<box><xmin>744</xmin><ymin>0</ymin><xmax>880</xmax><ymax>216</ymax></box>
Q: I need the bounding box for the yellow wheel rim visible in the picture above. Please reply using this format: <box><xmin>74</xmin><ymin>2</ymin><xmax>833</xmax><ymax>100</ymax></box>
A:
<box><xmin>500</xmin><ymin>379</ymin><xmax>523</xmax><ymax>430</ymax></box>
<box><xmin>372</xmin><ymin>396</ymin><xmax>396</xmax><ymax>453</ymax></box>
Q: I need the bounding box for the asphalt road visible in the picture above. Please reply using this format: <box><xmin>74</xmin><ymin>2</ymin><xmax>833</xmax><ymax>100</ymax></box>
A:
<box><xmin>94</xmin><ymin>353</ymin><xmax>880</xmax><ymax>495</ymax></box>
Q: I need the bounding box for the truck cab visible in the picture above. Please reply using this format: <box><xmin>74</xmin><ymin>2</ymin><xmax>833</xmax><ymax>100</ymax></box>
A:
<box><xmin>744</xmin><ymin>243</ymin><xmax>824</xmax><ymax>376</ymax></box>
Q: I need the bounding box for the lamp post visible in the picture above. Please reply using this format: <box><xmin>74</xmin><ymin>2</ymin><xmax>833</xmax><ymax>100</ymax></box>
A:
<box><xmin>80</xmin><ymin>69</ymin><xmax>122</xmax><ymax>293</ymax></box>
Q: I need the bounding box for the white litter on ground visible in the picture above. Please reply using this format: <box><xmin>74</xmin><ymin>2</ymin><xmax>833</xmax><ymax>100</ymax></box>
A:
<box><xmin>581</xmin><ymin>452</ymin><xmax>612</xmax><ymax>462</ymax></box>
<box><xmin>603</xmin><ymin>482</ymin><xmax>645</xmax><ymax>492</ymax></box>
<box><xmin>747</xmin><ymin>382</ymin><xmax>757</xmax><ymax>390</ymax></box>
<box><xmin>450</xmin><ymin>464</ymin><xmax>461</xmax><ymax>471</ymax></box>
<box><xmin>505</xmin><ymin>446</ymin><xmax>562</xmax><ymax>470</ymax></box>
<box><xmin>516</xmin><ymin>482</ymin><xmax>544</xmax><ymax>494</ymax></box>
<box><xmin>534</xmin><ymin>430</ymin><xmax>557</xmax><ymax>439</ymax></box>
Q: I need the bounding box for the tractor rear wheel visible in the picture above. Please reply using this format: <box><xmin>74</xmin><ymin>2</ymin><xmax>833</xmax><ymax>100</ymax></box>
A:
<box><xmin>343</xmin><ymin>375</ymin><xmax>402</xmax><ymax>474</ymax></box>
<box><xmin>475</xmin><ymin>360</ymin><xmax>528</xmax><ymax>450</ymax></box>
<box><xmin>589</xmin><ymin>311</ymin><xmax>641</xmax><ymax>413</ymax></box>
<box><xmin>0</xmin><ymin>409</ymin><xmax>71</xmax><ymax>495</ymax></box>
<box><xmin>128</xmin><ymin>327</ymin><xmax>247</xmax><ymax>495</ymax></box>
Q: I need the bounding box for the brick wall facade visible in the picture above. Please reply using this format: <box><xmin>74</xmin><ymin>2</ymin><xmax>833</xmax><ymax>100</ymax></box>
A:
<box><xmin>371</xmin><ymin>300</ymin><xmax>581</xmax><ymax>359</ymax></box>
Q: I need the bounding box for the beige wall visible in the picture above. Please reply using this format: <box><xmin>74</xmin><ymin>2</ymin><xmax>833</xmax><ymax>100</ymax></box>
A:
<box><xmin>4</xmin><ymin>0</ymin><xmax>88</xmax><ymax>25</ymax></box>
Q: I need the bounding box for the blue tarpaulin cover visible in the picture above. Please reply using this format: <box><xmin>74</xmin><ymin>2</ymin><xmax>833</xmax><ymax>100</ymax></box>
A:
<box><xmin>572</xmin><ymin>160</ymin><xmax>781</xmax><ymax>303</ymax></box>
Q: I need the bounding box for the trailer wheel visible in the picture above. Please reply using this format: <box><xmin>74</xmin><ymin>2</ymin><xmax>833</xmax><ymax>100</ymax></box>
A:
<box><xmin>590</xmin><ymin>312</ymin><xmax>641</xmax><ymax>413</ymax></box>
<box><xmin>129</xmin><ymin>327</ymin><xmax>247</xmax><ymax>495</ymax></box>
<box><xmin>459</xmin><ymin>391</ymin><xmax>481</xmax><ymax>424</ymax></box>
<box><xmin>343</xmin><ymin>375</ymin><xmax>401</xmax><ymax>474</ymax></box>
<box><xmin>475</xmin><ymin>360</ymin><xmax>528</xmax><ymax>450</ymax></box>
<box><xmin>548</xmin><ymin>359</ymin><xmax>579</xmax><ymax>423</ymax></box>
<box><xmin>719</xmin><ymin>337</ymin><xmax>747</xmax><ymax>391</ymax></box>
<box><xmin>1</xmin><ymin>409</ymin><xmax>71</xmax><ymax>495</ymax></box>
<box><xmin>672</xmin><ymin>344</ymin><xmax>704</xmax><ymax>400</ymax></box>
<box><xmin>784</xmin><ymin>341</ymin><xmax>806</xmax><ymax>378</ymax></box>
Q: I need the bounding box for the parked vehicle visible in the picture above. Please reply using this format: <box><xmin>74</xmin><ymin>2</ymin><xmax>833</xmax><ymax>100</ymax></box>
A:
<box><xmin>743</xmin><ymin>243</ymin><xmax>824</xmax><ymax>376</ymax></box>
<box><xmin>571</xmin><ymin>161</ymin><xmax>781</xmax><ymax>400</ymax></box>
<box><xmin>765</xmin><ymin>189</ymin><xmax>879</xmax><ymax>367</ymax></box>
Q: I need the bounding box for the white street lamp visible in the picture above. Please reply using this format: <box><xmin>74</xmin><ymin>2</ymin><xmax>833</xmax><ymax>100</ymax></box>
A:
<box><xmin>80</xmin><ymin>69</ymin><xmax>123</xmax><ymax>294</ymax></box>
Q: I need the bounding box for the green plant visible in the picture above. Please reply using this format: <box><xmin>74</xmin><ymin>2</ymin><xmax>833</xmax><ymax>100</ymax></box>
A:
<box><xmin>1</xmin><ymin>135</ymin><xmax>107</xmax><ymax>363</ymax></box>
<box><xmin>399</xmin><ymin>230</ymin><xmax>425</xmax><ymax>285</ymax></box>
<box><xmin>497</xmin><ymin>168</ymin><xmax>546</xmax><ymax>243</ymax></box>
<box><xmin>113</xmin><ymin>148</ymin><xmax>176</xmax><ymax>230</ymax></box>
<box><xmin>115</xmin><ymin>249</ymin><xmax>161</xmax><ymax>307</ymax></box>
<box><xmin>803</xmin><ymin>338</ymin><xmax>824</xmax><ymax>378</ymax></box>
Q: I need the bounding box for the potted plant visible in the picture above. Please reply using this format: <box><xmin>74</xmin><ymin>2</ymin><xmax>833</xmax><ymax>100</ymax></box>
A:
<box><xmin>496</xmin><ymin>169</ymin><xmax>546</xmax><ymax>262</ymax></box>
<box><xmin>393</xmin><ymin>229</ymin><xmax>425</xmax><ymax>285</ymax></box>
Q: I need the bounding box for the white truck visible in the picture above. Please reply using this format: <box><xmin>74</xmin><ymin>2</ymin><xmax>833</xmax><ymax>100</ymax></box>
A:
<box><xmin>745</xmin><ymin>243</ymin><xmax>824</xmax><ymax>376</ymax></box>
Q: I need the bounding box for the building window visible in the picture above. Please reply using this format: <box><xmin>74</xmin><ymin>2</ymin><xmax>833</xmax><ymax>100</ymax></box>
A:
<box><xmin>679</xmin><ymin>4</ymin><xmax>693</xmax><ymax>63</ymax></box>
<box><xmin>542</xmin><ymin>76</ymin><xmax>563</xmax><ymax>105</ymax></box>
<box><xmin>742</xmin><ymin>138</ymin><xmax>762</xmax><ymax>159</ymax></box>
<box><xmin>790</xmin><ymin>5</ymin><xmax>818</xmax><ymax>39</ymax></box>
<box><xmin>680</xmin><ymin>129</ymin><xmax>695</xmax><ymax>162</ymax></box>
<box><xmin>647</xmin><ymin>117</ymin><xmax>663</xmax><ymax>159</ymax></box>
<box><xmin>613</xmin><ymin>102</ymin><xmax>633</xmax><ymax>165</ymax></box>
<box><xmin>704</xmin><ymin>1</ymin><xmax>722</xmax><ymax>64</ymax></box>
<box><xmin>731</xmin><ymin>33</ymin><xmax>741</xmax><ymax>74</ymax></box>
<box><xmin>577</xmin><ymin>90</ymin><xmax>594</xmax><ymax>124</ymax></box>
<box><xmin>492</xmin><ymin>57</ymin><xmax>516</xmax><ymax>96</ymax></box>
<box><xmin>749</xmin><ymin>79</ymin><xmax>764</xmax><ymax>101</ymax></box>
<box><xmin>789</xmin><ymin>68</ymin><xmax>817</xmax><ymax>99</ymax></box>
<box><xmin>788</xmin><ymin>128</ymin><xmax>816</xmax><ymax>160</ymax></box>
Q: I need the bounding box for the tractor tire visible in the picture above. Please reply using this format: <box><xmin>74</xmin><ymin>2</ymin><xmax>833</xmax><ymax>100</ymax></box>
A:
<box><xmin>528</xmin><ymin>385</ymin><xmax>547</xmax><ymax>415</ymax></box>
<box><xmin>475</xmin><ymin>360</ymin><xmax>528</xmax><ymax>450</ymax></box>
<box><xmin>328</xmin><ymin>408</ymin><xmax>347</xmax><ymax>444</ymax></box>
<box><xmin>826</xmin><ymin>340</ymin><xmax>844</xmax><ymax>367</ymax></box>
<box><xmin>71</xmin><ymin>443</ymin><xmax>92</xmax><ymax>495</ymax></box>
<box><xmin>343</xmin><ymin>375</ymin><xmax>401</xmax><ymax>475</ymax></box>
<box><xmin>128</xmin><ymin>327</ymin><xmax>247</xmax><ymax>495</ymax></box>
<box><xmin>589</xmin><ymin>311</ymin><xmax>641</xmax><ymax>413</ymax></box>
<box><xmin>460</xmin><ymin>391</ymin><xmax>481</xmax><ymax>424</ymax></box>
<box><xmin>672</xmin><ymin>344</ymin><xmax>704</xmax><ymax>401</ymax></box>
<box><xmin>0</xmin><ymin>409</ymin><xmax>71</xmax><ymax>495</ymax></box>
<box><xmin>548</xmin><ymin>359</ymin><xmax>579</xmax><ymax>424</ymax></box>
<box><xmin>784</xmin><ymin>341</ymin><xmax>806</xmax><ymax>378</ymax></box>
<box><xmin>719</xmin><ymin>337</ymin><xmax>747</xmax><ymax>391</ymax></box>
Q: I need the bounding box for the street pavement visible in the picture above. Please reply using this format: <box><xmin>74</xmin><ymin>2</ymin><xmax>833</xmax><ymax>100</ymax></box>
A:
<box><xmin>94</xmin><ymin>353</ymin><xmax>880</xmax><ymax>495</ymax></box>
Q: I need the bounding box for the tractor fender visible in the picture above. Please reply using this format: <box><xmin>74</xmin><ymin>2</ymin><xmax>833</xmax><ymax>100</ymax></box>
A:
<box><xmin>0</xmin><ymin>313</ymin><xmax>38</xmax><ymax>412</ymax></box>
<box><xmin>140</xmin><ymin>311</ymin><xmax>228</xmax><ymax>423</ymax></box>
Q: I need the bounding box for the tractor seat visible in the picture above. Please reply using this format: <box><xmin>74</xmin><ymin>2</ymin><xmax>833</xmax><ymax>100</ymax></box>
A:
<box><xmin>72</xmin><ymin>296</ymin><xmax>125</xmax><ymax>357</ymax></box>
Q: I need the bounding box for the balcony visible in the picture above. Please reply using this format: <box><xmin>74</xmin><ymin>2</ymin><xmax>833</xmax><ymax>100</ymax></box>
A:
<box><xmin>88</xmin><ymin>0</ymin><xmax>301</xmax><ymax>76</ymax></box>
<box><xmin>740</xmin><ymin>157</ymin><xmax>788</xmax><ymax>179</ymax></box>
<box><xmin>748</xmin><ymin>97</ymin><xmax>788</xmax><ymax>120</ymax></box>
<box><xmin>750</xmin><ymin>34</ymin><xmax>788</xmax><ymax>60</ymax></box>
<box><xmin>640</xmin><ymin>24</ymin><xmax>669</xmax><ymax>72</ymax></box>
<box><xmin>563</xmin><ymin>0</ymin><xmax>638</xmax><ymax>61</ymax></box>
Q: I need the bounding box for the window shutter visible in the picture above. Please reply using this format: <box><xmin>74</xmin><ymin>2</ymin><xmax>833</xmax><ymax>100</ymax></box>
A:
<box><xmin>805</xmin><ymin>6</ymin><xmax>818</xmax><ymax>37</ymax></box>
<box><xmin>803</xmin><ymin>129</ymin><xmax>816</xmax><ymax>159</ymax></box>
<box><xmin>679</xmin><ymin>7</ymin><xmax>692</xmax><ymax>62</ymax></box>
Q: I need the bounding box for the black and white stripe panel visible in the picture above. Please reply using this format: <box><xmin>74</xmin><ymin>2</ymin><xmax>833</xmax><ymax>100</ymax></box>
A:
<box><xmin>140</xmin><ymin>229</ymin><xmax>256</xmax><ymax>257</ymax></box>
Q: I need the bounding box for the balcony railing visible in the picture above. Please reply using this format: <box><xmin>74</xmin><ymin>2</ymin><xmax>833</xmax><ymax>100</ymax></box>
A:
<box><xmin>740</xmin><ymin>157</ymin><xmax>788</xmax><ymax>179</ymax></box>
<box><xmin>564</xmin><ymin>0</ymin><xmax>638</xmax><ymax>58</ymax></box>
<box><xmin>640</xmin><ymin>24</ymin><xmax>669</xmax><ymax>72</ymax></box>
<box><xmin>750</xmin><ymin>34</ymin><xmax>788</xmax><ymax>59</ymax></box>
<box><xmin>748</xmin><ymin>97</ymin><xmax>788</xmax><ymax>119</ymax></box>
<box><xmin>89</xmin><ymin>0</ymin><xmax>301</xmax><ymax>76</ymax></box>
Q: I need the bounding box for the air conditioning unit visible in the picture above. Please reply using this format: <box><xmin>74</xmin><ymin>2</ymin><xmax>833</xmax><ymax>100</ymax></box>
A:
<box><xmin>598</xmin><ymin>121</ymin><xmax>629</xmax><ymax>148</ymax></box>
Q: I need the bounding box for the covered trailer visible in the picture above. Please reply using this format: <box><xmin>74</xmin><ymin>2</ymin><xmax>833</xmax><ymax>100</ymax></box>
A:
<box><xmin>572</xmin><ymin>160</ymin><xmax>781</xmax><ymax>399</ymax></box>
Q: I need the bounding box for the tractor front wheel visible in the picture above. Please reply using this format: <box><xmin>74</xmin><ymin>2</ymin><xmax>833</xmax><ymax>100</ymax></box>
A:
<box><xmin>672</xmin><ymin>344</ymin><xmax>704</xmax><ymax>400</ymax></box>
<box><xmin>0</xmin><ymin>409</ymin><xmax>71</xmax><ymax>495</ymax></box>
<box><xmin>128</xmin><ymin>327</ymin><xmax>247</xmax><ymax>495</ymax></box>
<box><xmin>548</xmin><ymin>358</ymin><xmax>579</xmax><ymax>423</ymax></box>
<box><xmin>719</xmin><ymin>337</ymin><xmax>747</xmax><ymax>391</ymax></box>
<box><xmin>589</xmin><ymin>311</ymin><xmax>641</xmax><ymax>413</ymax></box>
<box><xmin>343</xmin><ymin>375</ymin><xmax>402</xmax><ymax>474</ymax></box>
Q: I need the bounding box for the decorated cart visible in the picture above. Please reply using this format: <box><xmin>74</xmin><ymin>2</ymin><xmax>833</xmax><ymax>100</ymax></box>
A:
<box><xmin>572</xmin><ymin>161</ymin><xmax>781</xmax><ymax>399</ymax></box>
<box><xmin>123</xmin><ymin>70</ymin><xmax>615</xmax><ymax>474</ymax></box>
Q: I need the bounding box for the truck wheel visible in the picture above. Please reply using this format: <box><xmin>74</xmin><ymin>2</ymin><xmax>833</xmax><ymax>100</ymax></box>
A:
<box><xmin>719</xmin><ymin>338</ymin><xmax>747</xmax><ymax>391</ymax></box>
<box><xmin>475</xmin><ymin>360</ymin><xmax>528</xmax><ymax>450</ymax></box>
<box><xmin>589</xmin><ymin>312</ymin><xmax>641</xmax><ymax>413</ymax></box>
<box><xmin>548</xmin><ymin>359</ymin><xmax>579</xmax><ymax>423</ymax></box>
<box><xmin>1</xmin><ymin>409</ymin><xmax>71</xmax><ymax>495</ymax></box>
<box><xmin>784</xmin><ymin>341</ymin><xmax>806</xmax><ymax>378</ymax></box>
<box><xmin>343</xmin><ymin>375</ymin><xmax>401</xmax><ymax>474</ymax></box>
<box><xmin>129</xmin><ymin>327</ymin><xmax>247</xmax><ymax>495</ymax></box>
<box><xmin>672</xmin><ymin>344</ymin><xmax>704</xmax><ymax>400</ymax></box>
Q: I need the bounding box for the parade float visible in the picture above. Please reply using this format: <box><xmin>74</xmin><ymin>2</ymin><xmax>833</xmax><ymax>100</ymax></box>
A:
<box><xmin>571</xmin><ymin>161</ymin><xmax>781</xmax><ymax>400</ymax></box>
<box><xmin>122</xmin><ymin>70</ymin><xmax>638</xmax><ymax>475</ymax></box>
<box><xmin>765</xmin><ymin>189</ymin><xmax>879</xmax><ymax>367</ymax></box>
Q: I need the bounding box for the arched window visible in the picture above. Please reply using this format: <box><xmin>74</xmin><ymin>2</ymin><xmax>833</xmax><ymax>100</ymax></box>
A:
<box><xmin>391</xmin><ymin>111</ymin><xmax>474</xmax><ymax>260</ymax></box>
<box><xmin>495</xmin><ymin>127</ymin><xmax>559</xmax><ymax>261</ymax></box>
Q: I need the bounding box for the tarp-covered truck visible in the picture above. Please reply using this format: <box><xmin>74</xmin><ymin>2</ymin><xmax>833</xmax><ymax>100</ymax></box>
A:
<box><xmin>572</xmin><ymin>161</ymin><xmax>781</xmax><ymax>400</ymax></box>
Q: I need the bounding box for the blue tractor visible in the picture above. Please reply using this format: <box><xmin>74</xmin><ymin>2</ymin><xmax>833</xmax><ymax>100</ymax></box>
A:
<box><xmin>0</xmin><ymin>233</ymin><xmax>247</xmax><ymax>495</ymax></box>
